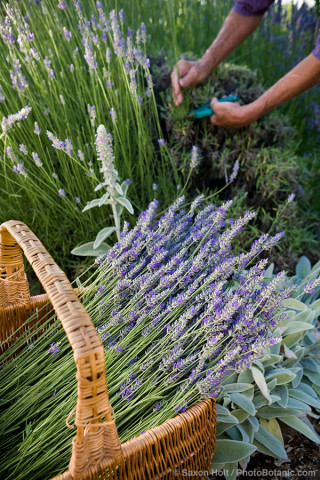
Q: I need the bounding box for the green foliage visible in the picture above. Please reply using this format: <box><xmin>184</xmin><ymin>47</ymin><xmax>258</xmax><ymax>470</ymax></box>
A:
<box><xmin>0</xmin><ymin>0</ymin><xmax>178</xmax><ymax>276</ymax></box>
<box><xmin>212</xmin><ymin>257</ymin><xmax>320</xmax><ymax>478</ymax></box>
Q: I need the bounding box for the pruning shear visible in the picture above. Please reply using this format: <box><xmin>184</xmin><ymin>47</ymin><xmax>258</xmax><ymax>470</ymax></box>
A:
<box><xmin>188</xmin><ymin>94</ymin><xmax>240</xmax><ymax>119</ymax></box>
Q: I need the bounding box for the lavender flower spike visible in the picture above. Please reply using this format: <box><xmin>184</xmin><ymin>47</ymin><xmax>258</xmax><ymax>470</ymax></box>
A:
<box><xmin>190</xmin><ymin>146</ymin><xmax>199</xmax><ymax>169</ymax></box>
<box><xmin>1</xmin><ymin>105</ymin><xmax>32</xmax><ymax>135</ymax></box>
<box><xmin>229</xmin><ymin>159</ymin><xmax>240</xmax><ymax>183</ymax></box>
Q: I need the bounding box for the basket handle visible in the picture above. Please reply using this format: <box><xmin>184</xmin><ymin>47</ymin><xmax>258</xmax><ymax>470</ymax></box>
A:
<box><xmin>0</xmin><ymin>221</ymin><xmax>122</xmax><ymax>478</ymax></box>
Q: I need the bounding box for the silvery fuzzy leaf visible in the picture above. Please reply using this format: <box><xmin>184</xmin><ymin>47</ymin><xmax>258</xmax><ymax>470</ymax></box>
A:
<box><xmin>94</xmin><ymin>183</ymin><xmax>104</xmax><ymax>192</ymax></box>
<box><xmin>216</xmin><ymin>404</ymin><xmax>232</xmax><ymax>416</ymax></box>
<box><xmin>281</xmin><ymin>344</ymin><xmax>297</xmax><ymax>360</ymax></box>
<box><xmin>241</xmin><ymin>420</ymin><xmax>254</xmax><ymax>443</ymax></box>
<box><xmin>265</xmin><ymin>368</ymin><xmax>296</xmax><ymax>385</ymax></box>
<box><xmin>259</xmin><ymin>417</ymin><xmax>283</xmax><ymax>443</ymax></box>
<box><xmin>247</xmin><ymin>415</ymin><xmax>259</xmax><ymax>432</ymax></box>
<box><xmin>261</xmin><ymin>354</ymin><xmax>282</xmax><ymax>368</ymax></box>
<box><xmin>289</xmin><ymin>389</ymin><xmax>320</xmax><ymax>409</ymax></box>
<box><xmin>229</xmin><ymin>393</ymin><xmax>256</xmax><ymax>416</ymax></box>
<box><xmin>282</xmin><ymin>297</ymin><xmax>308</xmax><ymax>311</ymax></box>
<box><xmin>293</xmin><ymin>310</ymin><xmax>315</xmax><ymax>324</ymax></box>
<box><xmin>216</xmin><ymin>419</ymin><xmax>239</xmax><ymax>436</ymax></box>
<box><xmin>216</xmin><ymin>414</ymin><xmax>239</xmax><ymax>425</ymax></box>
<box><xmin>291</xmin><ymin>365</ymin><xmax>303</xmax><ymax>388</ymax></box>
<box><xmin>117</xmin><ymin>196</ymin><xmax>134</xmax><ymax>214</ymax></box>
<box><xmin>258</xmin><ymin>406</ymin><xmax>302</xmax><ymax>418</ymax></box>
<box><xmin>221</xmin><ymin>463</ymin><xmax>238</xmax><ymax>480</ymax></box>
<box><xmin>115</xmin><ymin>203</ymin><xmax>123</xmax><ymax>217</ymax></box>
<box><xmin>297</xmin><ymin>382</ymin><xmax>319</xmax><ymax>399</ymax></box>
<box><xmin>238</xmin><ymin>369</ymin><xmax>254</xmax><ymax>384</ymax></box>
<box><xmin>241</xmin><ymin>387</ymin><xmax>255</xmax><ymax>401</ymax></box>
<box><xmin>251</xmin><ymin>366</ymin><xmax>272</xmax><ymax>405</ymax></box>
<box><xmin>71</xmin><ymin>241</ymin><xmax>110</xmax><ymax>257</ymax></box>
<box><xmin>98</xmin><ymin>193</ymin><xmax>109</xmax><ymax>207</ymax></box>
<box><xmin>270</xmin><ymin>328</ymin><xmax>281</xmax><ymax>354</ymax></box>
<box><xmin>310</xmin><ymin>298</ymin><xmax>320</xmax><ymax>311</ymax></box>
<box><xmin>296</xmin><ymin>256</ymin><xmax>312</xmax><ymax>279</ymax></box>
<box><xmin>93</xmin><ymin>227</ymin><xmax>117</xmax><ymax>249</ymax></box>
<box><xmin>274</xmin><ymin>385</ymin><xmax>288</xmax><ymax>408</ymax></box>
<box><xmin>252</xmin><ymin>359</ymin><xmax>264</xmax><ymax>373</ymax></box>
<box><xmin>226</xmin><ymin>426</ymin><xmax>242</xmax><ymax>441</ymax></box>
<box><xmin>211</xmin><ymin>440</ymin><xmax>256</xmax><ymax>466</ymax></box>
<box><xmin>303</xmin><ymin>369</ymin><xmax>320</xmax><ymax>386</ymax></box>
<box><xmin>220</xmin><ymin>371</ymin><xmax>238</xmax><ymax>385</ymax></box>
<box><xmin>253</xmin><ymin>394</ymin><xmax>270</xmax><ymax>409</ymax></box>
<box><xmin>232</xmin><ymin>409</ymin><xmax>250</xmax><ymax>424</ymax></box>
<box><xmin>235</xmin><ymin>424</ymin><xmax>250</xmax><ymax>443</ymax></box>
<box><xmin>301</xmin><ymin>357</ymin><xmax>320</xmax><ymax>373</ymax></box>
<box><xmin>254</xmin><ymin>425</ymin><xmax>287</xmax><ymax>459</ymax></box>
<box><xmin>121</xmin><ymin>180</ymin><xmax>129</xmax><ymax>196</ymax></box>
<box><xmin>82</xmin><ymin>198</ymin><xmax>101</xmax><ymax>212</ymax></box>
<box><xmin>280</xmin><ymin>415</ymin><xmax>320</xmax><ymax>443</ymax></box>
<box><xmin>312</xmin><ymin>384</ymin><xmax>320</xmax><ymax>396</ymax></box>
<box><xmin>287</xmin><ymin>397</ymin><xmax>311</xmax><ymax>412</ymax></box>
<box><xmin>222</xmin><ymin>383</ymin><xmax>253</xmax><ymax>394</ymax></box>
<box><xmin>264</xmin><ymin>263</ymin><xmax>274</xmax><ymax>279</ymax></box>
<box><xmin>114</xmin><ymin>183</ymin><xmax>123</xmax><ymax>196</ymax></box>
<box><xmin>282</xmin><ymin>321</ymin><xmax>314</xmax><ymax>336</ymax></box>
<box><xmin>266</xmin><ymin>378</ymin><xmax>277</xmax><ymax>392</ymax></box>
<box><xmin>282</xmin><ymin>331</ymin><xmax>304</xmax><ymax>348</ymax></box>
<box><xmin>253</xmin><ymin>439</ymin><xmax>281</xmax><ymax>459</ymax></box>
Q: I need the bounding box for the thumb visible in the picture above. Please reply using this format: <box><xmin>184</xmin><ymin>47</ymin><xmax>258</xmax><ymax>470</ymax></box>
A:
<box><xmin>210</xmin><ymin>97</ymin><xmax>219</xmax><ymax>110</ymax></box>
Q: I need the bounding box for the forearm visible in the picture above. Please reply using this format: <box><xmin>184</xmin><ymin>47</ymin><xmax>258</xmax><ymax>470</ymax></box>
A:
<box><xmin>247</xmin><ymin>54</ymin><xmax>320</xmax><ymax>120</ymax></box>
<box><xmin>202</xmin><ymin>11</ymin><xmax>263</xmax><ymax>71</ymax></box>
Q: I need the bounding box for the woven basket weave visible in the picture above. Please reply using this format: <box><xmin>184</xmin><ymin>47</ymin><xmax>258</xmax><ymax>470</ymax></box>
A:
<box><xmin>0</xmin><ymin>220</ymin><xmax>216</xmax><ymax>480</ymax></box>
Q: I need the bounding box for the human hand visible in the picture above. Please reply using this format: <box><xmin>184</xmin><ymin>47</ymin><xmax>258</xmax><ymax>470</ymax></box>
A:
<box><xmin>171</xmin><ymin>58</ymin><xmax>213</xmax><ymax>107</ymax></box>
<box><xmin>209</xmin><ymin>97</ymin><xmax>258</xmax><ymax>128</ymax></box>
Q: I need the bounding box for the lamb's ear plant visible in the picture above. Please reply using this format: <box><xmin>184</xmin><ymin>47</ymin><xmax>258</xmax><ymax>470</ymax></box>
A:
<box><xmin>211</xmin><ymin>257</ymin><xmax>320</xmax><ymax>480</ymax></box>
<box><xmin>71</xmin><ymin>125</ymin><xmax>134</xmax><ymax>256</ymax></box>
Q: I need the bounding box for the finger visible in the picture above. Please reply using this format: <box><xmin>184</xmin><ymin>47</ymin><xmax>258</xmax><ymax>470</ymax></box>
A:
<box><xmin>210</xmin><ymin>97</ymin><xmax>219</xmax><ymax>110</ymax></box>
<box><xmin>171</xmin><ymin>66</ymin><xmax>183</xmax><ymax>106</ymax></box>
<box><xmin>210</xmin><ymin>113</ymin><xmax>220</xmax><ymax>125</ymax></box>
<box><xmin>179</xmin><ymin>66</ymin><xmax>200</xmax><ymax>88</ymax></box>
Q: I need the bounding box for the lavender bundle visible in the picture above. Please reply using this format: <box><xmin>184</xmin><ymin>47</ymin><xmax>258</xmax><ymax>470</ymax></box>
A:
<box><xmin>95</xmin><ymin>196</ymin><xmax>291</xmax><ymax>416</ymax></box>
<box><xmin>0</xmin><ymin>197</ymin><xmax>294</xmax><ymax>480</ymax></box>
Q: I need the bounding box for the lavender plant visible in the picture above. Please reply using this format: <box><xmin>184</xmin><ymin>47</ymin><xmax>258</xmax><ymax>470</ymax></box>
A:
<box><xmin>0</xmin><ymin>0</ymin><xmax>177</xmax><ymax>272</ymax></box>
<box><xmin>71</xmin><ymin>124</ymin><xmax>133</xmax><ymax>256</ymax></box>
<box><xmin>0</xmin><ymin>195</ymin><xmax>309</xmax><ymax>480</ymax></box>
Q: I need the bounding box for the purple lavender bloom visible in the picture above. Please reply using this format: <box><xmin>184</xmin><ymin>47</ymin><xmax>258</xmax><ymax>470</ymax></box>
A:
<box><xmin>75</xmin><ymin>196</ymin><xmax>80</xmax><ymax>204</ymax></box>
<box><xmin>158</xmin><ymin>138</ymin><xmax>166</xmax><ymax>147</ymax></box>
<box><xmin>58</xmin><ymin>188</ymin><xmax>66</xmax><ymax>197</ymax></box>
<box><xmin>19</xmin><ymin>144</ymin><xmax>28</xmax><ymax>155</ymax></box>
<box><xmin>106</xmin><ymin>80</ymin><xmax>113</xmax><ymax>88</ymax></box>
<box><xmin>33</xmin><ymin>121</ymin><xmax>41</xmax><ymax>134</ymax></box>
<box><xmin>49</xmin><ymin>342</ymin><xmax>60</xmax><ymax>353</ymax></box>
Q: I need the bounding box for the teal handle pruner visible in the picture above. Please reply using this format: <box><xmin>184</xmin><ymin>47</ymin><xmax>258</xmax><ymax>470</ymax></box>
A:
<box><xmin>188</xmin><ymin>94</ymin><xmax>240</xmax><ymax>119</ymax></box>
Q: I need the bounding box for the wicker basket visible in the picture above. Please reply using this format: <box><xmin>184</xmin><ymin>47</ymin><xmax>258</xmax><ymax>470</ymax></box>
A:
<box><xmin>0</xmin><ymin>220</ymin><xmax>216</xmax><ymax>480</ymax></box>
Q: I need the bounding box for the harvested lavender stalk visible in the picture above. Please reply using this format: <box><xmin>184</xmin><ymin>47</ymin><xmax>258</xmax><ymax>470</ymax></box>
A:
<box><xmin>0</xmin><ymin>196</ymin><xmax>294</xmax><ymax>480</ymax></box>
<box><xmin>94</xmin><ymin>195</ymin><xmax>291</xmax><ymax>420</ymax></box>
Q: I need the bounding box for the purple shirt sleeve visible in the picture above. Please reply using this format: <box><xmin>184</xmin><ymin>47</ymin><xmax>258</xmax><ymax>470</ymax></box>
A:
<box><xmin>232</xmin><ymin>0</ymin><xmax>275</xmax><ymax>16</ymax></box>
<box><xmin>313</xmin><ymin>33</ymin><xmax>320</xmax><ymax>60</ymax></box>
